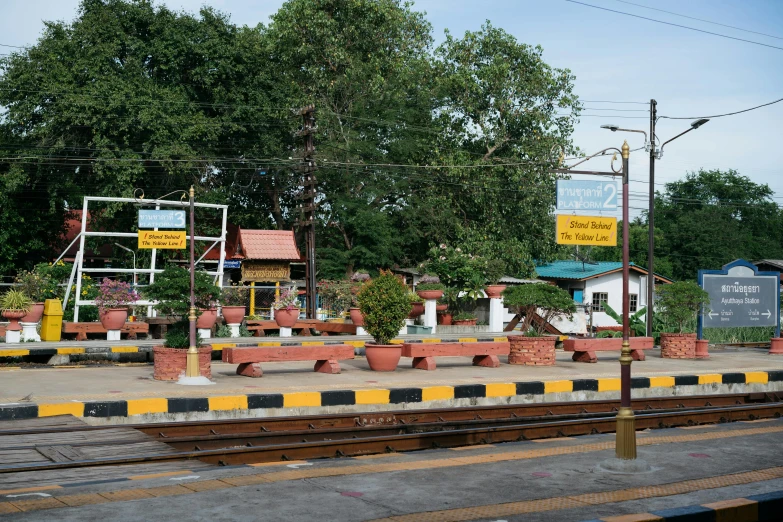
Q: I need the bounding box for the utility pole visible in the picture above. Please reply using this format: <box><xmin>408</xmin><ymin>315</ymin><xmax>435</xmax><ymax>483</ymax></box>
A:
<box><xmin>298</xmin><ymin>105</ymin><xmax>317</xmax><ymax>319</ymax></box>
<box><xmin>647</xmin><ymin>99</ymin><xmax>657</xmax><ymax>337</ymax></box>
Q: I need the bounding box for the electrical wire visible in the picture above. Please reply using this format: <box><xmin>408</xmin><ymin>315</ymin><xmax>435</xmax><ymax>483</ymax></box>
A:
<box><xmin>564</xmin><ymin>0</ymin><xmax>783</xmax><ymax>51</ymax></box>
<box><xmin>659</xmin><ymin>97</ymin><xmax>783</xmax><ymax>120</ymax></box>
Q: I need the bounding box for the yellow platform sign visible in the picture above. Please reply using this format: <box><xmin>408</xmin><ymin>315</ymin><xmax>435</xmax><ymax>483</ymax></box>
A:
<box><xmin>138</xmin><ymin>231</ymin><xmax>187</xmax><ymax>249</ymax></box>
<box><xmin>556</xmin><ymin>215</ymin><xmax>617</xmax><ymax>246</ymax></box>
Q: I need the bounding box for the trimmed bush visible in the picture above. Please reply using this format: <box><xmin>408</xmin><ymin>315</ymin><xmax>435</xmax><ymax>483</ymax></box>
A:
<box><xmin>502</xmin><ymin>284</ymin><xmax>576</xmax><ymax>335</ymax></box>
<box><xmin>357</xmin><ymin>270</ymin><xmax>410</xmax><ymax>345</ymax></box>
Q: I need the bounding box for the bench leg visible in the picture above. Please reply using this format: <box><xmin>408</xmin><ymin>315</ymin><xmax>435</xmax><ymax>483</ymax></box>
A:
<box><xmin>472</xmin><ymin>354</ymin><xmax>500</xmax><ymax>368</ymax></box>
<box><xmin>314</xmin><ymin>359</ymin><xmax>341</xmax><ymax>374</ymax></box>
<box><xmin>412</xmin><ymin>356</ymin><xmax>436</xmax><ymax>371</ymax></box>
<box><xmin>572</xmin><ymin>351</ymin><xmax>597</xmax><ymax>363</ymax></box>
<box><xmin>127</xmin><ymin>332</ymin><xmax>137</xmax><ymax>340</ymax></box>
<box><xmin>76</xmin><ymin>332</ymin><xmax>87</xmax><ymax>342</ymax></box>
<box><xmin>236</xmin><ymin>362</ymin><xmax>263</xmax><ymax>378</ymax></box>
<box><xmin>631</xmin><ymin>349</ymin><xmax>646</xmax><ymax>361</ymax></box>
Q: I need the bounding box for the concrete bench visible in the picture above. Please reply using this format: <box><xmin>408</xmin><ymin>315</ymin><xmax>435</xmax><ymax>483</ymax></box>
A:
<box><xmin>563</xmin><ymin>337</ymin><xmax>654</xmax><ymax>363</ymax></box>
<box><xmin>222</xmin><ymin>344</ymin><xmax>355</xmax><ymax>377</ymax></box>
<box><xmin>401</xmin><ymin>341</ymin><xmax>510</xmax><ymax>371</ymax></box>
<box><xmin>62</xmin><ymin>322</ymin><xmax>150</xmax><ymax>341</ymax></box>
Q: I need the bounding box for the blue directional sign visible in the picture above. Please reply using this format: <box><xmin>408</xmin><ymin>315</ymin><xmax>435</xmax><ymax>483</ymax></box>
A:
<box><xmin>138</xmin><ymin>210</ymin><xmax>186</xmax><ymax>229</ymax></box>
<box><xmin>223</xmin><ymin>260</ymin><xmax>241</xmax><ymax>269</ymax></box>
<box><xmin>556</xmin><ymin>180</ymin><xmax>618</xmax><ymax>211</ymax></box>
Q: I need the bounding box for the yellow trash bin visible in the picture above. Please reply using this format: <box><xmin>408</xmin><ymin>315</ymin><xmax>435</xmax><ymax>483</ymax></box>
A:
<box><xmin>40</xmin><ymin>299</ymin><xmax>64</xmax><ymax>342</ymax></box>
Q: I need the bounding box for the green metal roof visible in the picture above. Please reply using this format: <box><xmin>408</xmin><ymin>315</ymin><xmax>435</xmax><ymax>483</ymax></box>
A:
<box><xmin>535</xmin><ymin>261</ymin><xmax>635</xmax><ymax>280</ymax></box>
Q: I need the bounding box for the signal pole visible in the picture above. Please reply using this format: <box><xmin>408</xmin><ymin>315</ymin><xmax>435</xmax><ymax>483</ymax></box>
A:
<box><xmin>647</xmin><ymin>99</ymin><xmax>657</xmax><ymax>337</ymax></box>
<box><xmin>298</xmin><ymin>105</ymin><xmax>317</xmax><ymax>319</ymax></box>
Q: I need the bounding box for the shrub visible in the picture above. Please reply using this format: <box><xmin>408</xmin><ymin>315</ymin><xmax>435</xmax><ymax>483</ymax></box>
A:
<box><xmin>273</xmin><ymin>287</ymin><xmax>300</xmax><ymax>311</ymax></box>
<box><xmin>502</xmin><ymin>284</ymin><xmax>576</xmax><ymax>335</ymax></box>
<box><xmin>221</xmin><ymin>285</ymin><xmax>247</xmax><ymax>306</ymax></box>
<box><xmin>453</xmin><ymin>311</ymin><xmax>477</xmax><ymax>321</ymax></box>
<box><xmin>94</xmin><ymin>279</ymin><xmax>139</xmax><ymax>313</ymax></box>
<box><xmin>416</xmin><ymin>282</ymin><xmax>445</xmax><ymax>291</ymax></box>
<box><xmin>656</xmin><ymin>281</ymin><xmax>710</xmax><ymax>334</ymax></box>
<box><xmin>164</xmin><ymin>321</ymin><xmax>202</xmax><ymax>348</ymax></box>
<box><xmin>14</xmin><ymin>270</ymin><xmax>48</xmax><ymax>302</ymax></box>
<box><xmin>485</xmin><ymin>259</ymin><xmax>506</xmax><ymax>285</ymax></box>
<box><xmin>357</xmin><ymin>270</ymin><xmax>410</xmax><ymax>345</ymax></box>
<box><xmin>145</xmin><ymin>265</ymin><xmax>219</xmax><ymax>318</ymax></box>
<box><xmin>408</xmin><ymin>291</ymin><xmax>424</xmax><ymax>304</ymax></box>
<box><xmin>0</xmin><ymin>290</ymin><xmax>32</xmax><ymax>312</ymax></box>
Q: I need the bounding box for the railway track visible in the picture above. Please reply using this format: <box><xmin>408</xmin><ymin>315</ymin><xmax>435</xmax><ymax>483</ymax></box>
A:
<box><xmin>1</xmin><ymin>392</ymin><xmax>780</xmax><ymax>474</ymax></box>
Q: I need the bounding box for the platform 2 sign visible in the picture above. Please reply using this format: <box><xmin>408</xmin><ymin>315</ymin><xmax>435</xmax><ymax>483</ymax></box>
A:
<box><xmin>137</xmin><ymin>231</ymin><xmax>187</xmax><ymax>249</ymax></box>
<box><xmin>556</xmin><ymin>180</ymin><xmax>618</xmax><ymax>211</ymax></box>
<box><xmin>556</xmin><ymin>215</ymin><xmax>617</xmax><ymax>246</ymax></box>
<box><xmin>698</xmin><ymin>259</ymin><xmax>781</xmax><ymax>338</ymax></box>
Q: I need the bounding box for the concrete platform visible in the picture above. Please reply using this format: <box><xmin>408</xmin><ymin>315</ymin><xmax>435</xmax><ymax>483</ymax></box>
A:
<box><xmin>0</xmin><ymin>347</ymin><xmax>781</xmax><ymax>424</ymax></box>
<box><xmin>1</xmin><ymin>418</ymin><xmax>782</xmax><ymax>520</ymax></box>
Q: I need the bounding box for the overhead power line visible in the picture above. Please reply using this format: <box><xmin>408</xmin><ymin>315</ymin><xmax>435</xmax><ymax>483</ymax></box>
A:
<box><xmin>659</xmin><ymin>97</ymin><xmax>783</xmax><ymax>120</ymax></box>
<box><xmin>613</xmin><ymin>0</ymin><xmax>783</xmax><ymax>41</ymax></box>
<box><xmin>564</xmin><ymin>0</ymin><xmax>783</xmax><ymax>51</ymax></box>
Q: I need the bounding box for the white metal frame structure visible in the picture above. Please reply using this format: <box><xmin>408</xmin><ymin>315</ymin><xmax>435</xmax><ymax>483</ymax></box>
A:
<box><xmin>56</xmin><ymin>196</ymin><xmax>228</xmax><ymax>321</ymax></box>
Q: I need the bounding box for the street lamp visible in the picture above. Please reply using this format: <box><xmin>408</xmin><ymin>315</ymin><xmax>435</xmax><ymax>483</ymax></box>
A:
<box><xmin>113</xmin><ymin>243</ymin><xmax>137</xmax><ymax>287</ymax></box>
<box><xmin>601</xmin><ymin>111</ymin><xmax>709</xmax><ymax>337</ymax></box>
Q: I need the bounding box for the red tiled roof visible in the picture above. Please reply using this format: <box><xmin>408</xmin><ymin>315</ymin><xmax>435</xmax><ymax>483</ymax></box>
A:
<box><xmin>236</xmin><ymin>229</ymin><xmax>301</xmax><ymax>261</ymax></box>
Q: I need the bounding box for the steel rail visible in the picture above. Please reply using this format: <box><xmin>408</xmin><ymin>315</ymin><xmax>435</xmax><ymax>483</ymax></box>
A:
<box><xmin>2</xmin><ymin>401</ymin><xmax>780</xmax><ymax>474</ymax></box>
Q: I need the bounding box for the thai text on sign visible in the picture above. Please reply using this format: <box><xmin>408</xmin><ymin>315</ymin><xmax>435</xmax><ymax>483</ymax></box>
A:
<box><xmin>556</xmin><ymin>180</ymin><xmax>618</xmax><ymax>210</ymax></box>
<box><xmin>137</xmin><ymin>231</ymin><xmax>187</xmax><ymax>249</ymax></box>
<box><xmin>138</xmin><ymin>210</ymin><xmax>186</xmax><ymax>229</ymax></box>
<box><xmin>242</xmin><ymin>262</ymin><xmax>290</xmax><ymax>282</ymax></box>
<box><xmin>556</xmin><ymin>215</ymin><xmax>617</xmax><ymax>246</ymax></box>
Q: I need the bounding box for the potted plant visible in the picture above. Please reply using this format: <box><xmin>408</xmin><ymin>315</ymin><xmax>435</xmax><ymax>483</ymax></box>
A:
<box><xmin>484</xmin><ymin>259</ymin><xmax>507</xmax><ymax>298</ymax></box>
<box><xmin>656</xmin><ymin>281</ymin><xmax>710</xmax><ymax>359</ymax></box>
<box><xmin>152</xmin><ymin>322</ymin><xmax>212</xmax><ymax>381</ymax></box>
<box><xmin>357</xmin><ymin>270</ymin><xmax>410</xmax><ymax>371</ymax></box>
<box><xmin>349</xmin><ymin>272</ymin><xmax>370</xmax><ymax>326</ymax></box>
<box><xmin>221</xmin><ymin>284</ymin><xmax>247</xmax><ymax>325</ymax></box>
<box><xmin>408</xmin><ymin>291</ymin><xmax>425</xmax><ymax>319</ymax></box>
<box><xmin>438</xmin><ymin>287</ymin><xmax>459</xmax><ymax>325</ymax></box>
<box><xmin>502</xmin><ymin>284</ymin><xmax>576</xmax><ymax>366</ymax></box>
<box><xmin>145</xmin><ymin>265</ymin><xmax>219</xmax><ymax>324</ymax></box>
<box><xmin>452</xmin><ymin>311</ymin><xmax>477</xmax><ymax>326</ymax></box>
<box><xmin>273</xmin><ymin>287</ymin><xmax>300</xmax><ymax>328</ymax></box>
<box><xmin>95</xmin><ymin>279</ymin><xmax>140</xmax><ymax>330</ymax></box>
<box><xmin>14</xmin><ymin>270</ymin><xmax>48</xmax><ymax>324</ymax></box>
<box><xmin>1</xmin><ymin>290</ymin><xmax>33</xmax><ymax>339</ymax></box>
<box><xmin>416</xmin><ymin>274</ymin><xmax>445</xmax><ymax>300</ymax></box>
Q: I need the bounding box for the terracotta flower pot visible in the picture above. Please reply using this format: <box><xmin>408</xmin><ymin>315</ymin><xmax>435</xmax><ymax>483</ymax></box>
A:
<box><xmin>274</xmin><ymin>307</ymin><xmax>300</xmax><ymax>328</ymax></box>
<box><xmin>153</xmin><ymin>345</ymin><xmax>212</xmax><ymax>381</ymax></box>
<box><xmin>484</xmin><ymin>285</ymin><xmax>506</xmax><ymax>298</ymax></box>
<box><xmin>409</xmin><ymin>302</ymin><xmax>425</xmax><ymax>319</ymax></box>
<box><xmin>196</xmin><ymin>308</ymin><xmax>218</xmax><ymax>329</ymax></box>
<box><xmin>436</xmin><ymin>304</ymin><xmax>448</xmax><ymax>313</ymax></box>
<box><xmin>221</xmin><ymin>305</ymin><xmax>245</xmax><ymax>325</ymax></box>
<box><xmin>695</xmin><ymin>339</ymin><xmax>710</xmax><ymax>359</ymax></box>
<box><xmin>349</xmin><ymin>307</ymin><xmax>364</xmax><ymax>327</ymax></box>
<box><xmin>1</xmin><ymin>310</ymin><xmax>26</xmax><ymax>332</ymax></box>
<box><xmin>453</xmin><ymin>318</ymin><xmax>477</xmax><ymax>326</ymax></box>
<box><xmin>770</xmin><ymin>338</ymin><xmax>783</xmax><ymax>355</ymax></box>
<box><xmin>660</xmin><ymin>333</ymin><xmax>697</xmax><ymax>359</ymax></box>
<box><xmin>508</xmin><ymin>335</ymin><xmax>556</xmax><ymax>366</ymax></box>
<box><xmin>21</xmin><ymin>303</ymin><xmax>45</xmax><ymax>324</ymax></box>
<box><xmin>365</xmin><ymin>343</ymin><xmax>402</xmax><ymax>371</ymax></box>
<box><xmin>416</xmin><ymin>290</ymin><xmax>443</xmax><ymax>301</ymax></box>
<box><xmin>438</xmin><ymin>313</ymin><xmax>453</xmax><ymax>325</ymax></box>
<box><xmin>99</xmin><ymin>308</ymin><xmax>128</xmax><ymax>330</ymax></box>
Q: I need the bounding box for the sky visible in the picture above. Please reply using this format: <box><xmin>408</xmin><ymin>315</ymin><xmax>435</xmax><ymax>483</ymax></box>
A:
<box><xmin>1</xmin><ymin>0</ymin><xmax>782</xmax><ymax>218</ymax></box>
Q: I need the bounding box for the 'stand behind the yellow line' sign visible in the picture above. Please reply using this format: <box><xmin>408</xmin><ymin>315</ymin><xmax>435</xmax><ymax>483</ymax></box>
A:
<box><xmin>137</xmin><ymin>231</ymin><xmax>187</xmax><ymax>249</ymax></box>
<box><xmin>556</xmin><ymin>215</ymin><xmax>617</xmax><ymax>246</ymax></box>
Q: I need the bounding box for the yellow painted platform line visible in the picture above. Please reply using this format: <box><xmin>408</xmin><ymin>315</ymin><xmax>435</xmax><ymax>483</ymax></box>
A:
<box><xmin>257</xmin><ymin>341</ymin><xmax>282</xmax><ymax>346</ymax></box>
<box><xmin>0</xmin><ymin>349</ymin><xmax>29</xmax><ymax>357</ymax></box>
<box><xmin>345</xmin><ymin>340</ymin><xmax>365</xmax><ymax>348</ymax></box>
<box><xmin>458</xmin><ymin>337</ymin><xmax>478</xmax><ymax>343</ymax></box>
<box><xmin>422</xmin><ymin>386</ymin><xmax>454</xmax><ymax>402</ymax></box>
<box><xmin>598</xmin><ymin>378</ymin><xmax>621</xmax><ymax>392</ymax></box>
<box><xmin>389</xmin><ymin>339</ymin><xmax>404</xmax><ymax>344</ymax></box>
<box><xmin>698</xmin><ymin>373</ymin><xmax>722</xmax><ymax>385</ymax></box>
<box><xmin>301</xmin><ymin>341</ymin><xmax>325</xmax><ymax>346</ymax></box>
<box><xmin>493</xmin><ymin>337</ymin><xmax>509</xmax><ymax>342</ymax></box>
<box><xmin>0</xmin><ymin>485</ymin><xmax>62</xmax><ymax>496</ymax></box>
<box><xmin>544</xmin><ymin>380</ymin><xmax>573</xmax><ymax>394</ymax></box>
<box><xmin>649</xmin><ymin>376</ymin><xmax>675</xmax><ymax>388</ymax></box>
<box><xmin>126</xmin><ymin>398</ymin><xmax>168</xmax><ymax>416</ymax></box>
<box><xmin>110</xmin><ymin>346</ymin><xmax>138</xmax><ymax>353</ymax></box>
<box><xmin>745</xmin><ymin>371</ymin><xmax>768</xmax><ymax>384</ymax></box>
<box><xmin>56</xmin><ymin>347</ymin><xmax>85</xmax><ymax>354</ymax></box>
<box><xmin>208</xmin><ymin>395</ymin><xmax>248</xmax><ymax>411</ymax></box>
<box><xmin>485</xmin><ymin>383</ymin><xmax>515</xmax><ymax>397</ymax></box>
<box><xmin>702</xmin><ymin>497</ymin><xmax>758</xmax><ymax>521</ymax></box>
<box><xmin>356</xmin><ymin>389</ymin><xmax>390</xmax><ymax>405</ymax></box>
<box><xmin>421</xmin><ymin>338</ymin><xmax>442</xmax><ymax>343</ymax></box>
<box><xmin>38</xmin><ymin>402</ymin><xmax>85</xmax><ymax>417</ymax></box>
<box><xmin>210</xmin><ymin>343</ymin><xmax>235</xmax><ymax>351</ymax></box>
<box><xmin>283</xmin><ymin>392</ymin><xmax>321</xmax><ymax>408</ymax></box>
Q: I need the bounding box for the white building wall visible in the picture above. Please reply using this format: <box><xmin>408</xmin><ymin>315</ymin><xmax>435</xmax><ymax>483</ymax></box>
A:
<box><xmin>584</xmin><ymin>271</ymin><xmax>645</xmax><ymax>327</ymax></box>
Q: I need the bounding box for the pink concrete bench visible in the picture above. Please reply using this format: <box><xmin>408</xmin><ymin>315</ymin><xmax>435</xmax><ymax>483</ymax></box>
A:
<box><xmin>401</xmin><ymin>341</ymin><xmax>510</xmax><ymax>371</ymax></box>
<box><xmin>222</xmin><ymin>344</ymin><xmax>355</xmax><ymax>377</ymax></box>
<box><xmin>563</xmin><ymin>337</ymin><xmax>654</xmax><ymax>363</ymax></box>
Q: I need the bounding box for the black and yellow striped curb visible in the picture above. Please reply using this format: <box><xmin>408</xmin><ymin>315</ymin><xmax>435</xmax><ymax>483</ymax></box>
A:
<box><xmin>584</xmin><ymin>490</ymin><xmax>783</xmax><ymax>521</ymax></box>
<box><xmin>1</xmin><ymin>370</ymin><xmax>780</xmax><ymax>421</ymax></box>
<box><xmin>0</xmin><ymin>337</ymin><xmax>510</xmax><ymax>358</ymax></box>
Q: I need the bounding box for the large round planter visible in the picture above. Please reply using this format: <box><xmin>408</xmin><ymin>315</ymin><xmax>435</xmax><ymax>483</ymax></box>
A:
<box><xmin>660</xmin><ymin>333</ymin><xmax>696</xmax><ymax>359</ymax></box>
<box><xmin>770</xmin><ymin>338</ymin><xmax>783</xmax><ymax>355</ymax></box>
<box><xmin>365</xmin><ymin>343</ymin><xmax>402</xmax><ymax>372</ymax></box>
<box><xmin>221</xmin><ymin>305</ymin><xmax>245</xmax><ymax>325</ymax></box>
<box><xmin>196</xmin><ymin>308</ymin><xmax>218</xmax><ymax>329</ymax></box>
<box><xmin>695</xmin><ymin>339</ymin><xmax>710</xmax><ymax>359</ymax></box>
<box><xmin>508</xmin><ymin>335</ymin><xmax>556</xmax><ymax>366</ymax></box>
<box><xmin>99</xmin><ymin>308</ymin><xmax>128</xmax><ymax>330</ymax></box>
<box><xmin>416</xmin><ymin>290</ymin><xmax>443</xmax><ymax>301</ymax></box>
<box><xmin>409</xmin><ymin>302</ymin><xmax>425</xmax><ymax>319</ymax></box>
<box><xmin>1</xmin><ymin>310</ymin><xmax>26</xmax><ymax>332</ymax></box>
<box><xmin>349</xmin><ymin>307</ymin><xmax>364</xmax><ymax>327</ymax></box>
<box><xmin>274</xmin><ymin>308</ymin><xmax>300</xmax><ymax>328</ymax></box>
<box><xmin>436</xmin><ymin>304</ymin><xmax>448</xmax><ymax>313</ymax></box>
<box><xmin>153</xmin><ymin>345</ymin><xmax>212</xmax><ymax>381</ymax></box>
<box><xmin>453</xmin><ymin>318</ymin><xmax>477</xmax><ymax>326</ymax></box>
<box><xmin>21</xmin><ymin>303</ymin><xmax>45</xmax><ymax>324</ymax></box>
<box><xmin>438</xmin><ymin>313</ymin><xmax>453</xmax><ymax>325</ymax></box>
<box><xmin>484</xmin><ymin>285</ymin><xmax>506</xmax><ymax>298</ymax></box>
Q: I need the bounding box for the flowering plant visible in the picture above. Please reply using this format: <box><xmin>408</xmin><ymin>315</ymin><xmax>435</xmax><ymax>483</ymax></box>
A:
<box><xmin>221</xmin><ymin>284</ymin><xmax>247</xmax><ymax>306</ymax></box>
<box><xmin>273</xmin><ymin>287</ymin><xmax>300</xmax><ymax>311</ymax></box>
<box><xmin>94</xmin><ymin>279</ymin><xmax>139</xmax><ymax>313</ymax></box>
<box><xmin>14</xmin><ymin>270</ymin><xmax>48</xmax><ymax>302</ymax></box>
